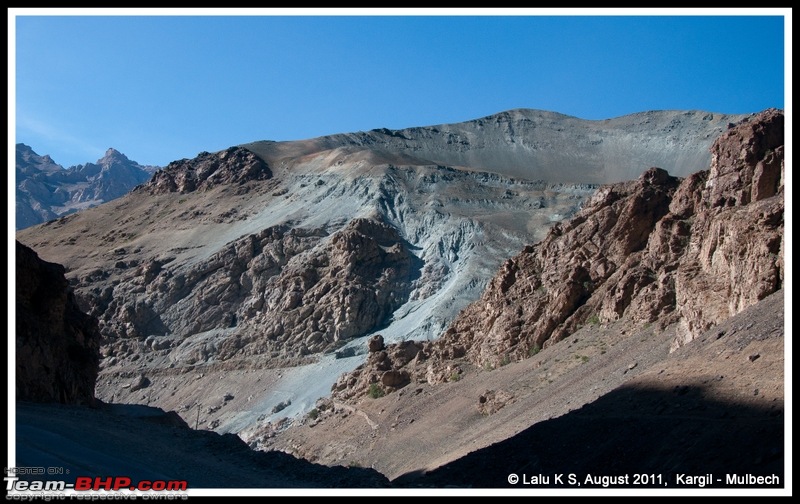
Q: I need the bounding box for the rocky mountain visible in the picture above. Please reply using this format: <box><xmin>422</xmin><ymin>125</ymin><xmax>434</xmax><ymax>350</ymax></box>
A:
<box><xmin>14</xmin><ymin>242</ymin><xmax>389</xmax><ymax>488</ymax></box>
<box><xmin>15</xmin><ymin>240</ymin><xmax>101</xmax><ymax>405</ymax></box>
<box><xmin>253</xmin><ymin>110</ymin><xmax>784</xmax><ymax>488</ymax></box>
<box><xmin>16</xmin><ymin>108</ymin><xmax>753</xmax><ymax>444</ymax></box>
<box><xmin>332</xmin><ymin>108</ymin><xmax>783</xmax><ymax>399</ymax></box>
<box><xmin>15</xmin><ymin>144</ymin><xmax>159</xmax><ymax>230</ymax></box>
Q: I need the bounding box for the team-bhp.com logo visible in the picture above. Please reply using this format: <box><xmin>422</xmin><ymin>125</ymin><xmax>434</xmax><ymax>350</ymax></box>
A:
<box><xmin>73</xmin><ymin>477</ymin><xmax>187</xmax><ymax>491</ymax></box>
<box><xmin>6</xmin><ymin>474</ymin><xmax>187</xmax><ymax>493</ymax></box>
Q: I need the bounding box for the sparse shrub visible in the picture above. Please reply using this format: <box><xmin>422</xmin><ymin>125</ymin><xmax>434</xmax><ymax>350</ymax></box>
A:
<box><xmin>367</xmin><ymin>383</ymin><xmax>385</xmax><ymax>399</ymax></box>
<box><xmin>271</xmin><ymin>399</ymin><xmax>291</xmax><ymax>414</ymax></box>
<box><xmin>586</xmin><ymin>314</ymin><xmax>601</xmax><ymax>326</ymax></box>
<box><xmin>499</xmin><ymin>354</ymin><xmax>511</xmax><ymax>367</ymax></box>
<box><xmin>307</xmin><ymin>408</ymin><xmax>319</xmax><ymax>421</ymax></box>
<box><xmin>529</xmin><ymin>344</ymin><xmax>541</xmax><ymax>357</ymax></box>
<box><xmin>449</xmin><ymin>371</ymin><xmax>461</xmax><ymax>382</ymax></box>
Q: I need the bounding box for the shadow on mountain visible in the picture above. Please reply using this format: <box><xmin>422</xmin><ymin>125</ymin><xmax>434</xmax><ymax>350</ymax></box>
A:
<box><xmin>16</xmin><ymin>401</ymin><xmax>389</xmax><ymax>488</ymax></box>
<box><xmin>395</xmin><ymin>383</ymin><xmax>784</xmax><ymax>488</ymax></box>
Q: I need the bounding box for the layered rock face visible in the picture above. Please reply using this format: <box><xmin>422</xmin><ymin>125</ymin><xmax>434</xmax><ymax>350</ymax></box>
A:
<box><xmin>336</xmin><ymin>109</ymin><xmax>783</xmax><ymax>395</ymax></box>
<box><xmin>16</xmin><ymin>241</ymin><xmax>101</xmax><ymax>404</ymax></box>
<box><xmin>671</xmin><ymin>109</ymin><xmax>784</xmax><ymax>349</ymax></box>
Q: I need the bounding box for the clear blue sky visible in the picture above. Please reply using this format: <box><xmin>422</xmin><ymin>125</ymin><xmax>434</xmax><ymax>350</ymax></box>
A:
<box><xmin>13</xmin><ymin>10</ymin><xmax>787</xmax><ymax>168</ymax></box>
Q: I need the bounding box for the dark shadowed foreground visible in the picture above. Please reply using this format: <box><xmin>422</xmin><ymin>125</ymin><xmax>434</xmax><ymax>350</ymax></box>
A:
<box><xmin>15</xmin><ymin>401</ymin><xmax>389</xmax><ymax>488</ymax></box>
<box><xmin>397</xmin><ymin>385</ymin><xmax>783</xmax><ymax>489</ymax></box>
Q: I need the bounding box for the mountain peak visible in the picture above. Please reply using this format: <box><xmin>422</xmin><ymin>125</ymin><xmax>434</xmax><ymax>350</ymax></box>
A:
<box><xmin>98</xmin><ymin>147</ymin><xmax>131</xmax><ymax>165</ymax></box>
<box><xmin>16</xmin><ymin>143</ymin><xmax>63</xmax><ymax>174</ymax></box>
<box><xmin>17</xmin><ymin>142</ymin><xmax>34</xmax><ymax>153</ymax></box>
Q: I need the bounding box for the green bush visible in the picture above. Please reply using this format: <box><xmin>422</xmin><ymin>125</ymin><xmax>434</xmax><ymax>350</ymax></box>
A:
<box><xmin>586</xmin><ymin>314</ymin><xmax>601</xmax><ymax>326</ymax></box>
<box><xmin>367</xmin><ymin>383</ymin><xmax>385</xmax><ymax>399</ymax></box>
<box><xmin>529</xmin><ymin>344</ymin><xmax>541</xmax><ymax>357</ymax></box>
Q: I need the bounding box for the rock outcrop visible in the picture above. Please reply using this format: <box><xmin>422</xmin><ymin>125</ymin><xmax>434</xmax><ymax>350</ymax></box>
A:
<box><xmin>222</xmin><ymin>217</ymin><xmax>419</xmax><ymax>358</ymax></box>
<box><xmin>332</xmin><ymin>335</ymin><xmax>425</xmax><ymax>401</ymax></box>
<box><xmin>16</xmin><ymin>241</ymin><xmax>101</xmax><ymax>404</ymax></box>
<box><xmin>335</xmin><ymin>109</ymin><xmax>783</xmax><ymax>396</ymax></box>
<box><xmin>671</xmin><ymin>109</ymin><xmax>784</xmax><ymax>349</ymax></box>
<box><xmin>143</xmin><ymin>147</ymin><xmax>271</xmax><ymax>194</ymax></box>
<box><xmin>82</xmin><ymin>216</ymin><xmax>419</xmax><ymax>363</ymax></box>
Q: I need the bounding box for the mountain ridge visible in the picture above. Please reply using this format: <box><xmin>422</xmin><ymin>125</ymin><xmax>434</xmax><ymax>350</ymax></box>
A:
<box><xmin>15</xmin><ymin>143</ymin><xmax>159</xmax><ymax>230</ymax></box>
<box><xmin>244</xmin><ymin>108</ymin><xmax>749</xmax><ymax>184</ymax></box>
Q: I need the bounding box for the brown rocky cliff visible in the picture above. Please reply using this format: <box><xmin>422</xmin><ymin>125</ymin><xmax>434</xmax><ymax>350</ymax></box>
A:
<box><xmin>16</xmin><ymin>241</ymin><xmax>101</xmax><ymax>404</ymax></box>
<box><xmin>671</xmin><ymin>109</ymin><xmax>784</xmax><ymax>349</ymax></box>
<box><xmin>141</xmin><ymin>146</ymin><xmax>271</xmax><ymax>194</ymax></box>
<box><xmin>335</xmin><ymin>108</ymin><xmax>783</xmax><ymax>396</ymax></box>
<box><xmin>84</xmin><ymin>216</ymin><xmax>420</xmax><ymax>365</ymax></box>
<box><xmin>219</xmin><ymin>217</ymin><xmax>420</xmax><ymax>359</ymax></box>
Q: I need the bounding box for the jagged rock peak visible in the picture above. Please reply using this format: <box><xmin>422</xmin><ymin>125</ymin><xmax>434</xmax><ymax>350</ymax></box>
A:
<box><xmin>98</xmin><ymin>147</ymin><xmax>131</xmax><ymax>165</ymax></box>
<box><xmin>142</xmin><ymin>146</ymin><xmax>272</xmax><ymax>194</ymax></box>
